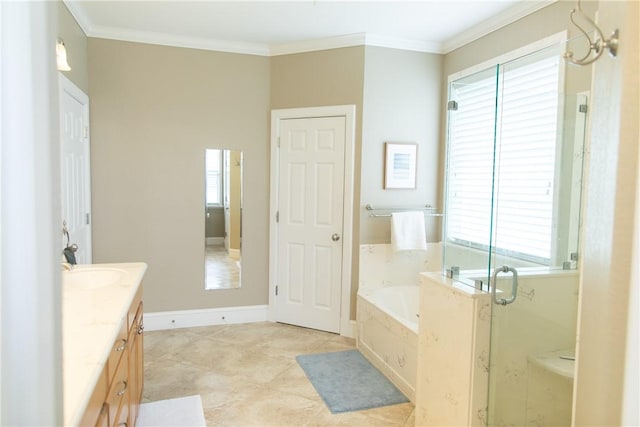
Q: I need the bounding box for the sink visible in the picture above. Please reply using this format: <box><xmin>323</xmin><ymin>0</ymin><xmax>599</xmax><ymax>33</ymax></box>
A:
<box><xmin>63</xmin><ymin>268</ymin><xmax>126</xmax><ymax>289</ymax></box>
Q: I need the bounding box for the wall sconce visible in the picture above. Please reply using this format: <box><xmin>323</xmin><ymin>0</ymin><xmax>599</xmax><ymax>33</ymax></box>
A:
<box><xmin>56</xmin><ymin>39</ymin><xmax>71</xmax><ymax>71</ymax></box>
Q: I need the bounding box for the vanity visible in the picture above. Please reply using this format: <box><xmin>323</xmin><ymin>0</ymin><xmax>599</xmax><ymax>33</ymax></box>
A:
<box><xmin>62</xmin><ymin>263</ymin><xmax>147</xmax><ymax>427</ymax></box>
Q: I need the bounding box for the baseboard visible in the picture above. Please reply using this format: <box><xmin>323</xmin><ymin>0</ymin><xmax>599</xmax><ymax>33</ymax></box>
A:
<box><xmin>144</xmin><ymin>305</ymin><xmax>268</xmax><ymax>331</ymax></box>
<box><xmin>206</xmin><ymin>237</ymin><xmax>224</xmax><ymax>246</ymax></box>
<box><xmin>342</xmin><ymin>319</ymin><xmax>357</xmax><ymax>339</ymax></box>
<box><xmin>228</xmin><ymin>248</ymin><xmax>240</xmax><ymax>260</ymax></box>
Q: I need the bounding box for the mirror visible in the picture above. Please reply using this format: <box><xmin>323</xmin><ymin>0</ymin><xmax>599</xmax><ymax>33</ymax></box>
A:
<box><xmin>205</xmin><ymin>149</ymin><xmax>243</xmax><ymax>290</ymax></box>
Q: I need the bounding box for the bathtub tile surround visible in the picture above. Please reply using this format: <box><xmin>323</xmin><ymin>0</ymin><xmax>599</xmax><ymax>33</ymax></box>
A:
<box><xmin>356</xmin><ymin>243</ymin><xmax>442</xmax><ymax>403</ymax></box>
<box><xmin>357</xmin><ymin>287</ymin><xmax>419</xmax><ymax>401</ymax></box>
<box><xmin>144</xmin><ymin>322</ymin><xmax>416</xmax><ymax>426</ymax></box>
<box><xmin>415</xmin><ymin>272</ymin><xmax>491</xmax><ymax>427</ymax></box>
<box><xmin>358</xmin><ymin>243</ymin><xmax>441</xmax><ymax>295</ymax></box>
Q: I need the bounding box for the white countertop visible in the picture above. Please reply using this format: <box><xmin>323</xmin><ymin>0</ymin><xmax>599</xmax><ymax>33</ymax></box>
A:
<box><xmin>62</xmin><ymin>262</ymin><xmax>147</xmax><ymax>427</ymax></box>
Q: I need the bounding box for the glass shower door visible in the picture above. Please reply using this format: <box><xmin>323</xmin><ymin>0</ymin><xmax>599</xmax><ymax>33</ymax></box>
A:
<box><xmin>486</xmin><ymin>41</ymin><xmax>590</xmax><ymax>427</ymax></box>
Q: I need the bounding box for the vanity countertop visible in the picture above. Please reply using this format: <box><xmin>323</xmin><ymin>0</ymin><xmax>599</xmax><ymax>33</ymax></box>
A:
<box><xmin>62</xmin><ymin>262</ymin><xmax>147</xmax><ymax>427</ymax></box>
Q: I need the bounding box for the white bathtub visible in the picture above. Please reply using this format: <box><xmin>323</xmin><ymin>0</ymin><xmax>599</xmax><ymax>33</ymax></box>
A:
<box><xmin>357</xmin><ymin>285</ymin><xmax>419</xmax><ymax>401</ymax></box>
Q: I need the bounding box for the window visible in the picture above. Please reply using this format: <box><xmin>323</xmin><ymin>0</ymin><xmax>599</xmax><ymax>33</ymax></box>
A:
<box><xmin>205</xmin><ymin>149</ymin><xmax>222</xmax><ymax>206</ymax></box>
<box><xmin>446</xmin><ymin>53</ymin><xmax>561</xmax><ymax>264</ymax></box>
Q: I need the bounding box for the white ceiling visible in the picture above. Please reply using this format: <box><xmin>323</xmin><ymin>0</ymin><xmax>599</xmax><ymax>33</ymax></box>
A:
<box><xmin>64</xmin><ymin>0</ymin><xmax>555</xmax><ymax>56</ymax></box>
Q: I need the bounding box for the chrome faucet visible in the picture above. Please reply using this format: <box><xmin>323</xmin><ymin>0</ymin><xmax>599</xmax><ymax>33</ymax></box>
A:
<box><xmin>62</xmin><ymin>221</ymin><xmax>78</xmax><ymax>266</ymax></box>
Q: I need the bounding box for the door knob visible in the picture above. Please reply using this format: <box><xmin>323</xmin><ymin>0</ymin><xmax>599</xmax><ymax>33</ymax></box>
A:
<box><xmin>332</xmin><ymin>233</ymin><xmax>340</xmax><ymax>241</ymax></box>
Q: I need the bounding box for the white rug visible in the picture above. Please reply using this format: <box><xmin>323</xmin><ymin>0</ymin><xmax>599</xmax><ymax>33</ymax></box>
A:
<box><xmin>137</xmin><ymin>395</ymin><xmax>206</xmax><ymax>427</ymax></box>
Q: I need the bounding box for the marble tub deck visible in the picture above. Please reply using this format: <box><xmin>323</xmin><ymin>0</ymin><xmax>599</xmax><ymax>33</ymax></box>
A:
<box><xmin>144</xmin><ymin>322</ymin><xmax>415</xmax><ymax>426</ymax></box>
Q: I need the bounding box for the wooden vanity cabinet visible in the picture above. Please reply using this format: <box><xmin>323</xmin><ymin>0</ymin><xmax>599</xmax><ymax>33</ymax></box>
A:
<box><xmin>80</xmin><ymin>285</ymin><xmax>144</xmax><ymax>427</ymax></box>
<box><xmin>128</xmin><ymin>291</ymin><xmax>144</xmax><ymax>427</ymax></box>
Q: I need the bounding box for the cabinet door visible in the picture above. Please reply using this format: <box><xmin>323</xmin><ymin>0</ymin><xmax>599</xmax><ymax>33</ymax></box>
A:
<box><xmin>96</xmin><ymin>404</ymin><xmax>109</xmax><ymax>427</ymax></box>
<box><xmin>128</xmin><ymin>301</ymin><xmax>144</xmax><ymax>427</ymax></box>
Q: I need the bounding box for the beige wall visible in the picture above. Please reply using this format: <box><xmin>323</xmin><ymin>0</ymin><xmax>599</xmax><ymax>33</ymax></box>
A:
<box><xmin>270</xmin><ymin>46</ymin><xmax>365</xmax><ymax>318</ymax></box>
<box><xmin>440</xmin><ymin>0</ymin><xmax>598</xmax><ymax>211</ymax></box>
<box><xmin>88</xmin><ymin>38</ymin><xmax>270</xmax><ymax>312</ymax></box>
<box><xmin>360</xmin><ymin>47</ymin><xmax>443</xmax><ymax>244</ymax></box>
<box><xmin>205</xmin><ymin>207</ymin><xmax>224</xmax><ymax>238</ymax></box>
<box><xmin>58</xmin><ymin>2</ymin><xmax>88</xmax><ymax>94</ymax></box>
<box><xmin>443</xmin><ymin>1</ymin><xmax>598</xmax><ymax>78</ymax></box>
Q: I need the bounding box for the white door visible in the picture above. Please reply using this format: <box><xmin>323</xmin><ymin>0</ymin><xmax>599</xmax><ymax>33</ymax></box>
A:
<box><xmin>60</xmin><ymin>75</ymin><xmax>92</xmax><ymax>264</ymax></box>
<box><xmin>275</xmin><ymin>116</ymin><xmax>346</xmax><ymax>333</ymax></box>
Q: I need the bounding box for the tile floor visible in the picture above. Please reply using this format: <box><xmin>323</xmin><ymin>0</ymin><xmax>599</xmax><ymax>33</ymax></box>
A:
<box><xmin>205</xmin><ymin>245</ymin><xmax>240</xmax><ymax>290</ymax></box>
<box><xmin>143</xmin><ymin>322</ymin><xmax>415</xmax><ymax>426</ymax></box>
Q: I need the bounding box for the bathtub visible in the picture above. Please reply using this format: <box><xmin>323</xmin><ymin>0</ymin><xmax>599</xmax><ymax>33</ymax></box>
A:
<box><xmin>357</xmin><ymin>285</ymin><xmax>419</xmax><ymax>401</ymax></box>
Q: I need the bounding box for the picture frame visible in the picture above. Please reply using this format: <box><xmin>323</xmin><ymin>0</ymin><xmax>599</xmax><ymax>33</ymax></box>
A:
<box><xmin>384</xmin><ymin>142</ymin><xmax>418</xmax><ymax>189</ymax></box>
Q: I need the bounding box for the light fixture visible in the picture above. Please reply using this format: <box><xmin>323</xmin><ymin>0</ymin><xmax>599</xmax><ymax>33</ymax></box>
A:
<box><xmin>56</xmin><ymin>39</ymin><xmax>71</xmax><ymax>71</ymax></box>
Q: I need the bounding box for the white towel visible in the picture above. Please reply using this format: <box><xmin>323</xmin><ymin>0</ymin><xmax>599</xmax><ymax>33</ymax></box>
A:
<box><xmin>391</xmin><ymin>211</ymin><xmax>427</xmax><ymax>252</ymax></box>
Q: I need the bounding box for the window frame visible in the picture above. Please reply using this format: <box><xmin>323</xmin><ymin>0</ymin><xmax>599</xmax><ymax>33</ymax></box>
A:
<box><xmin>205</xmin><ymin>149</ymin><xmax>224</xmax><ymax>208</ymax></box>
<box><xmin>444</xmin><ymin>32</ymin><xmax>567</xmax><ymax>266</ymax></box>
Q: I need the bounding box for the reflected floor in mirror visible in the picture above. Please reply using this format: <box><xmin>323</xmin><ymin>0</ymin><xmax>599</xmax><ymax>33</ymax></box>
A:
<box><xmin>205</xmin><ymin>245</ymin><xmax>240</xmax><ymax>290</ymax></box>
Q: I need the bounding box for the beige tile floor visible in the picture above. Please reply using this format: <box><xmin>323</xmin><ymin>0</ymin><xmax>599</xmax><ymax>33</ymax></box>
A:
<box><xmin>205</xmin><ymin>245</ymin><xmax>240</xmax><ymax>290</ymax></box>
<box><xmin>143</xmin><ymin>322</ymin><xmax>415</xmax><ymax>426</ymax></box>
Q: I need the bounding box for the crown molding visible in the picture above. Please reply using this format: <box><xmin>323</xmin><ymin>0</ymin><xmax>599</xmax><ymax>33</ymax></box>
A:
<box><xmin>269</xmin><ymin>33</ymin><xmax>366</xmax><ymax>56</ymax></box>
<box><xmin>442</xmin><ymin>0</ymin><xmax>557</xmax><ymax>54</ymax></box>
<box><xmin>62</xmin><ymin>0</ymin><xmax>92</xmax><ymax>36</ymax></box>
<box><xmin>88</xmin><ymin>25</ymin><xmax>271</xmax><ymax>56</ymax></box>
<box><xmin>364</xmin><ymin>34</ymin><xmax>444</xmax><ymax>54</ymax></box>
<box><xmin>63</xmin><ymin>0</ymin><xmax>556</xmax><ymax>57</ymax></box>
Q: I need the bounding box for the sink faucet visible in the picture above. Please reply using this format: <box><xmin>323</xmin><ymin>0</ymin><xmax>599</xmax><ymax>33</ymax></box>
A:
<box><xmin>62</xmin><ymin>221</ymin><xmax>78</xmax><ymax>266</ymax></box>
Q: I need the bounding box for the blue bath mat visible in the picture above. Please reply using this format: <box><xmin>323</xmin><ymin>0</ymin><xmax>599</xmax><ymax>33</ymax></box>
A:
<box><xmin>295</xmin><ymin>349</ymin><xmax>409</xmax><ymax>413</ymax></box>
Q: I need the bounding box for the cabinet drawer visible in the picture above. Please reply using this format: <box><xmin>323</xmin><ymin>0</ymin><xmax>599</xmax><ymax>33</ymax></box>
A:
<box><xmin>106</xmin><ymin>353</ymin><xmax>129</xmax><ymax>427</ymax></box>
<box><xmin>107</xmin><ymin>320</ymin><xmax>128</xmax><ymax>381</ymax></box>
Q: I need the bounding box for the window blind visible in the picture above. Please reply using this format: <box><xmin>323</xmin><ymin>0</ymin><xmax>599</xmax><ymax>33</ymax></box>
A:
<box><xmin>206</xmin><ymin>149</ymin><xmax>222</xmax><ymax>205</ymax></box>
<box><xmin>447</xmin><ymin>54</ymin><xmax>561</xmax><ymax>264</ymax></box>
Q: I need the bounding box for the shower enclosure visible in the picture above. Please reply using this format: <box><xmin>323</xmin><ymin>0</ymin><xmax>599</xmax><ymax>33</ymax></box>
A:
<box><xmin>442</xmin><ymin>35</ymin><xmax>591</xmax><ymax>426</ymax></box>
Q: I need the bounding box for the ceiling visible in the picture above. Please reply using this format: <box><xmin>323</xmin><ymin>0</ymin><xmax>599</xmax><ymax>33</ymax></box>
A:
<box><xmin>64</xmin><ymin>0</ymin><xmax>555</xmax><ymax>56</ymax></box>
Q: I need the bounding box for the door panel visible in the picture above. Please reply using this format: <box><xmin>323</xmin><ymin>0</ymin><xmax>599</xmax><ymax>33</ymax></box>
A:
<box><xmin>276</xmin><ymin>116</ymin><xmax>346</xmax><ymax>333</ymax></box>
<box><xmin>60</xmin><ymin>77</ymin><xmax>91</xmax><ymax>264</ymax></box>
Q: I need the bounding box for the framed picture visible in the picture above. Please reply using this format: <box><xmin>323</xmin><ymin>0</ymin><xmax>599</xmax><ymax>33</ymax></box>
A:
<box><xmin>384</xmin><ymin>142</ymin><xmax>417</xmax><ymax>189</ymax></box>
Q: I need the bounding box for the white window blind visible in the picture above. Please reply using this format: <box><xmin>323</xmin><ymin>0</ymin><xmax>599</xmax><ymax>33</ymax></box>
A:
<box><xmin>447</xmin><ymin>54</ymin><xmax>561</xmax><ymax>263</ymax></box>
<box><xmin>206</xmin><ymin>149</ymin><xmax>222</xmax><ymax>205</ymax></box>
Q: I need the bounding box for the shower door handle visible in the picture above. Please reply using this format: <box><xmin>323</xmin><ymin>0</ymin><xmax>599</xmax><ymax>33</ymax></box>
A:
<box><xmin>491</xmin><ymin>265</ymin><xmax>519</xmax><ymax>306</ymax></box>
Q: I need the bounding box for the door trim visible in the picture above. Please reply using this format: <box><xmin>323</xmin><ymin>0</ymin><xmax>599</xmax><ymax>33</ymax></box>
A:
<box><xmin>269</xmin><ymin>105</ymin><xmax>356</xmax><ymax>337</ymax></box>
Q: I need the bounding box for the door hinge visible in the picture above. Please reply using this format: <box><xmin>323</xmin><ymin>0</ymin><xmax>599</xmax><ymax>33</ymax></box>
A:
<box><xmin>83</xmin><ymin>126</ymin><xmax>89</xmax><ymax>139</ymax></box>
<box><xmin>579</xmin><ymin>104</ymin><xmax>588</xmax><ymax>113</ymax></box>
<box><xmin>276</xmin><ymin>211</ymin><xmax>279</xmax><ymax>223</ymax></box>
<box><xmin>86</xmin><ymin>213</ymin><xmax>90</xmax><ymax>225</ymax></box>
<box><xmin>277</xmin><ymin>137</ymin><xmax>281</xmax><ymax>148</ymax></box>
<box><xmin>275</xmin><ymin>285</ymin><xmax>278</xmax><ymax>296</ymax></box>
<box><xmin>447</xmin><ymin>100</ymin><xmax>458</xmax><ymax>111</ymax></box>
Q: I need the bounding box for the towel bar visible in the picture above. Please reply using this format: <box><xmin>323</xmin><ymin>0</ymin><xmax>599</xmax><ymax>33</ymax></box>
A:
<box><xmin>365</xmin><ymin>204</ymin><xmax>443</xmax><ymax>218</ymax></box>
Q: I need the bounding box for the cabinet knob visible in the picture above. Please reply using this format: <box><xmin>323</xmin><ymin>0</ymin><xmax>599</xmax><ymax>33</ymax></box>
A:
<box><xmin>116</xmin><ymin>381</ymin><xmax>128</xmax><ymax>396</ymax></box>
<box><xmin>115</xmin><ymin>338</ymin><xmax>127</xmax><ymax>352</ymax></box>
